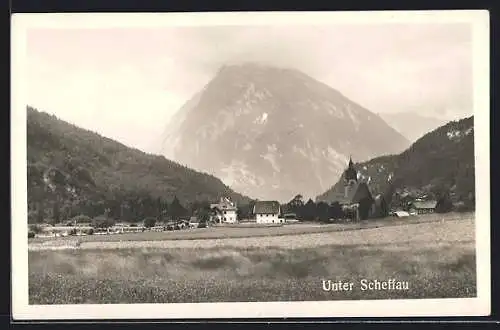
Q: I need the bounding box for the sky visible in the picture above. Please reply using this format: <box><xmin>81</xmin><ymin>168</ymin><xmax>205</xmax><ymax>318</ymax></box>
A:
<box><xmin>26</xmin><ymin>22</ymin><xmax>473</xmax><ymax>154</ymax></box>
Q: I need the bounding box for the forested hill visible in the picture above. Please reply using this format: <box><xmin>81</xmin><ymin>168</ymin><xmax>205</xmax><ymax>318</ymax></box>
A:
<box><xmin>27</xmin><ymin>106</ymin><xmax>250</xmax><ymax>223</ymax></box>
<box><xmin>316</xmin><ymin>116</ymin><xmax>475</xmax><ymax>206</ymax></box>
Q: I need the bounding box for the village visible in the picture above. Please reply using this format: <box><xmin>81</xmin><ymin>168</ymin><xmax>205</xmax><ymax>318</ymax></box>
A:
<box><xmin>28</xmin><ymin>157</ymin><xmax>454</xmax><ymax>239</ymax></box>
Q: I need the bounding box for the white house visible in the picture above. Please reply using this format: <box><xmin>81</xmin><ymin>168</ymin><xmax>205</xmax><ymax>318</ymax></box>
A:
<box><xmin>210</xmin><ymin>197</ymin><xmax>238</xmax><ymax>223</ymax></box>
<box><xmin>253</xmin><ymin>201</ymin><xmax>283</xmax><ymax>224</ymax></box>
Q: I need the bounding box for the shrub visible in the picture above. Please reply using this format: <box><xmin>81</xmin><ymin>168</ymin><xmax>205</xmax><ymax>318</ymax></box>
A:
<box><xmin>71</xmin><ymin>214</ymin><xmax>91</xmax><ymax>224</ymax></box>
<box><xmin>86</xmin><ymin>228</ymin><xmax>94</xmax><ymax>235</ymax></box>
<box><xmin>143</xmin><ymin>217</ymin><xmax>156</xmax><ymax>228</ymax></box>
<box><xmin>69</xmin><ymin>228</ymin><xmax>77</xmax><ymax>236</ymax></box>
<box><xmin>29</xmin><ymin>224</ymin><xmax>43</xmax><ymax>234</ymax></box>
<box><xmin>436</xmin><ymin>195</ymin><xmax>454</xmax><ymax>213</ymax></box>
<box><xmin>28</xmin><ymin>231</ymin><xmax>35</xmax><ymax>239</ymax></box>
<box><xmin>93</xmin><ymin>215</ymin><xmax>115</xmax><ymax>228</ymax></box>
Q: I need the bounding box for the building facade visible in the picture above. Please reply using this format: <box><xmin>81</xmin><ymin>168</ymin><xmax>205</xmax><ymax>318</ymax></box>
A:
<box><xmin>210</xmin><ymin>197</ymin><xmax>238</xmax><ymax>223</ymax></box>
<box><xmin>410</xmin><ymin>200</ymin><xmax>437</xmax><ymax>214</ymax></box>
<box><xmin>253</xmin><ymin>201</ymin><xmax>283</xmax><ymax>224</ymax></box>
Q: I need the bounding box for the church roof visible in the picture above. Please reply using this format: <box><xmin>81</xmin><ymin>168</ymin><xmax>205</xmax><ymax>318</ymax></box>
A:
<box><xmin>333</xmin><ymin>182</ymin><xmax>374</xmax><ymax>205</ymax></box>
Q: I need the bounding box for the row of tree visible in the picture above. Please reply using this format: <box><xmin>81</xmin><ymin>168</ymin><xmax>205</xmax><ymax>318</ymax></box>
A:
<box><xmin>28</xmin><ymin>193</ymin><xmax>205</xmax><ymax>224</ymax></box>
<box><xmin>29</xmin><ymin>187</ymin><xmax>464</xmax><ymax>225</ymax></box>
<box><xmin>281</xmin><ymin>194</ymin><xmax>389</xmax><ymax>222</ymax></box>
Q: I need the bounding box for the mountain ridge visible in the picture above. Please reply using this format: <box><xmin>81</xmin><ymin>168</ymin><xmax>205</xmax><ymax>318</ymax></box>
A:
<box><xmin>316</xmin><ymin>115</ymin><xmax>475</xmax><ymax>206</ymax></box>
<box><xmin>27</xmin><ymin>106</ymin><xmax>251</xmax><ymax>223</ymax></box>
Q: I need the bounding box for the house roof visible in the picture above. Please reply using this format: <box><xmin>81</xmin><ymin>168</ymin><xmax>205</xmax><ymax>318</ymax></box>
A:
<box><xmin>211</xmin><ymin>197</ymin><xmax>237</xmax><ymax>211</ymax></box>
<box><xmin>412</xmin><ymin>200</ymin><xmax>437</xmax><ymax>209</ymax></box>
<box><xmin>394</xmin><ymin>211</ymin><xmax>410</xmax><ymax>217</ymax></box>
<box><xmin>332</xmin><ymin>182</ymin><xmax>373</xmax><ymax>205</ymax></box>
<box><xmin>253</xmin><ymin>201</ymin><xmax>280</xmax><ymax>214</ymax></box>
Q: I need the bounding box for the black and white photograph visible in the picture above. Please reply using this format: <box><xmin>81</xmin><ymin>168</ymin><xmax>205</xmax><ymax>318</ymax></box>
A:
<box><xmin>11</xmin><ymin>10</ymin><xmax>490</xmax><ymax>319</ymax></box>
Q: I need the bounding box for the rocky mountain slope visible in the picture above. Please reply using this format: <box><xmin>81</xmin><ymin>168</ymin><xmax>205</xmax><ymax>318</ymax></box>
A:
<box><xmin>27</xmin><ymin>106</ymin><xmax>250</xmax><ymax>222</ymax></box>
<box><xmin>160</xmin><ymin>63</ymin><xmax>409</xmax><ymax>202</ymax></box>
<box><xmin>380</xmin><ymin>112</ymin><xmax>448</xmax><ymax>142</ymax></box>
<box><xmin>316</xmin><ymin>116</ymin><xmax>475</xmax><ymax>205</ymax></box>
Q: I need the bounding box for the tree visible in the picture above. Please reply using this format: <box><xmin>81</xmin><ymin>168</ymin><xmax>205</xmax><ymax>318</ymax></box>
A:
<box><xmin>160</xmin><ymin>201</ymin><xmax>169</xmax><ymax>220</ymax></box>
<box><xmin>156</xmin><ymin>196</ymin><xmax>165</xmax><ymax>220</ymax></box>
<box><xmin>287</xmin><ymin>194</ymin><xmax>305</xmax><ymax>219</ymax></box>
<box><xmin>93</xmin><ymin>215</ymin><xmax>115</xmax><ymax>228</ymax></box>
<box><xmin>120</xmin><ymin>201</ymin><xmax>129</xmax><ymax>221</ymax></box>
<box><xmin>189</xmin><ymin>201</ymin><xmax>201</xmax><ymax>216</ymax></box>
<box><xmin>237</xmin><ymin>201</ymin><xmax>255</xmax><ymax>220</ymax></box>
<box><xmin>169</xmin><ymin>196</ymin><xmax>187</xmax><ymax>220</ymax></box>
<box><xmin>378</xmin><ymin>196</ymin><xmax>389</xmax><ymax>218</ymax></box>
<box><xmin>328</xmin><ymin>202</ymin><xmax>343</xmax><ymax>219</ymax></box>
<box><xmin>36</xmin><ymin>203</ymin><xmax>45</xmax><ymax>223</ymax></box>
<box><xmin>60</xmin><ymin>201</ymin><xmax>73</xmax><ymax>221</ymax></box>
<box><xmin>383</xmin><ymin>183</ymin><xmax>396</xmax><ymax>211</ymax></box>
<box><xmin>248</xmin><ymin>200</ymin><xmax>256</xmax><ymax>218</ymax></box>
<box><xmin>316</xmin><ymin>201</ymin><xmax>330</xmax><ymax>223</ymax></box>
<box><xmin>236</xmin><ymin>206</ymin><xmax>244</xmax><ymax>219</ymax></box>
<box><xmin>143</xmin><ymin>217</ymin><xmax>156</xmax><ymax>228</ymax></box>
<box><xmin>52</xmin><ymin>201</ymin><xmax>60</xmax><ymax>223</ymax></box>
<box><xmin>302</xmin><ymin>199</ymin><xmax>317</xmax><ymax>221</ymax></box>
<box><xmin>71</xmin><ymin>214</ymin><xmax>91</xmax><ymax>225</ymax></box>
<box><xmin>436</xmin><ymin>193</ymin><xmax>453</xmax><ymax>213</ymax></box>
<box><xmin>29</xmin><ymin>224</ymin><xmax>43</xmax><ymax>234</ymax></box>
<box><xmin>197</xmin><ymin>205</ymin><xmax>211</xmax><ymax>223</ymax></box>
<box><xmin>288</xmin><ymin>194</ymin><xmax>304</xmax><ymax>208</ymax></box>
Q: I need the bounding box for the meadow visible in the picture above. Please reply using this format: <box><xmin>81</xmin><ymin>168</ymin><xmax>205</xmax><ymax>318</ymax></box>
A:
<box><xmin>29</xmin><ymin>212</ymin><xmax>473</xmax><ymax>247</ymax></box>
<box><xmin>29</xmin><ymin>216</ymin><xmax>476</xmax><ymax>304</ymax></box>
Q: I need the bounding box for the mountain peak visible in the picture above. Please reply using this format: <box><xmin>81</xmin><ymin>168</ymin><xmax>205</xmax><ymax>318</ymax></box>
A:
<box><xmin>217</xmin><ymin>62</ymin><xmax>303</xmax><ymax>76</ymax></box>
<box><xmin>161</xmin><ymin>66</ymin><xmax>410</xmax><ymax>202</ymax></box>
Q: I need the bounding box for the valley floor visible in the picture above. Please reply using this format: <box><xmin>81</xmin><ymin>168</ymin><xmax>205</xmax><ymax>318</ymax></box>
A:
<box><xmin>28</xmin><ymin>215</ymin><xmax>476</xmax><ymax>304</ymax></box>
<box><xmin>28</xmin><ymin>212</ymin><xmax>473</xmax><ymax>251</ymax></box>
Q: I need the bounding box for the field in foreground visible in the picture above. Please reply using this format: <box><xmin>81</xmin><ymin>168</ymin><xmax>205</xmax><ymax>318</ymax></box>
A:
<box><xmin>29</xmin><ymin>217</ymin><xmax>476</xmax><ymax>304</ymax></box>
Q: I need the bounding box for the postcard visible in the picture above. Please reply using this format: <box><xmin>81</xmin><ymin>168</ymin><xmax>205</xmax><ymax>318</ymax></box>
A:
<box><xmin>11</xmin><ymin>10</ymin><xmax>490</xmax><ymax>319</ymax></box>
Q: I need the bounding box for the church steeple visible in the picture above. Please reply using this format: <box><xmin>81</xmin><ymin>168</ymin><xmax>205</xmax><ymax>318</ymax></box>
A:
<box><xmin>344</xmin><ymin>156</ymin><xmax>358</xmax><ymax>183</ymax></box>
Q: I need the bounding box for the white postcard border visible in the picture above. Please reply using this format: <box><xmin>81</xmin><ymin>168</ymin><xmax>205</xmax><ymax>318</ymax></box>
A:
<box><xmin>11</xmin><ymin>10</ymin><xmax>490</xmax><ymax>320</ymax></box>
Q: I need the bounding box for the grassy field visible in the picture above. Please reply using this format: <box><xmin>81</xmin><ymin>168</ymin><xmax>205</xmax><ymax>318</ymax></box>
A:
<box><xmin>29</xmin><ymin>212</ymin><xmax>473</xmax><ymax>246</ymax></box>
<box><xmin>29</xmin><ymin>216</ymin><xmax>476</xmax><ymax>304</ymax></box>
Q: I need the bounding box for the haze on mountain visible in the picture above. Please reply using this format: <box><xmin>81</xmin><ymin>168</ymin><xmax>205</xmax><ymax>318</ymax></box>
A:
<box><xmin>27</xmin><ymin>23</ymin><xmax>472</xmax><ymax>155</ymax></box>
<box><xmin>379</xmin><ymin>112</ymin><xmax>449</xmax><ymax>142</ymax></box>
<box><xmin>161</xmin><ymin>62</ymin><xmax>409</xmax><ymax>202</ymax></box>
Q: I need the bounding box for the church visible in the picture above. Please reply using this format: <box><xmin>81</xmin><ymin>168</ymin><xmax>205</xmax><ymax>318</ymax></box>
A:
<box><xmin>335</xmin><ymin>157</ymin><xmax>375</xmax><ymax>221</ymax></box>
